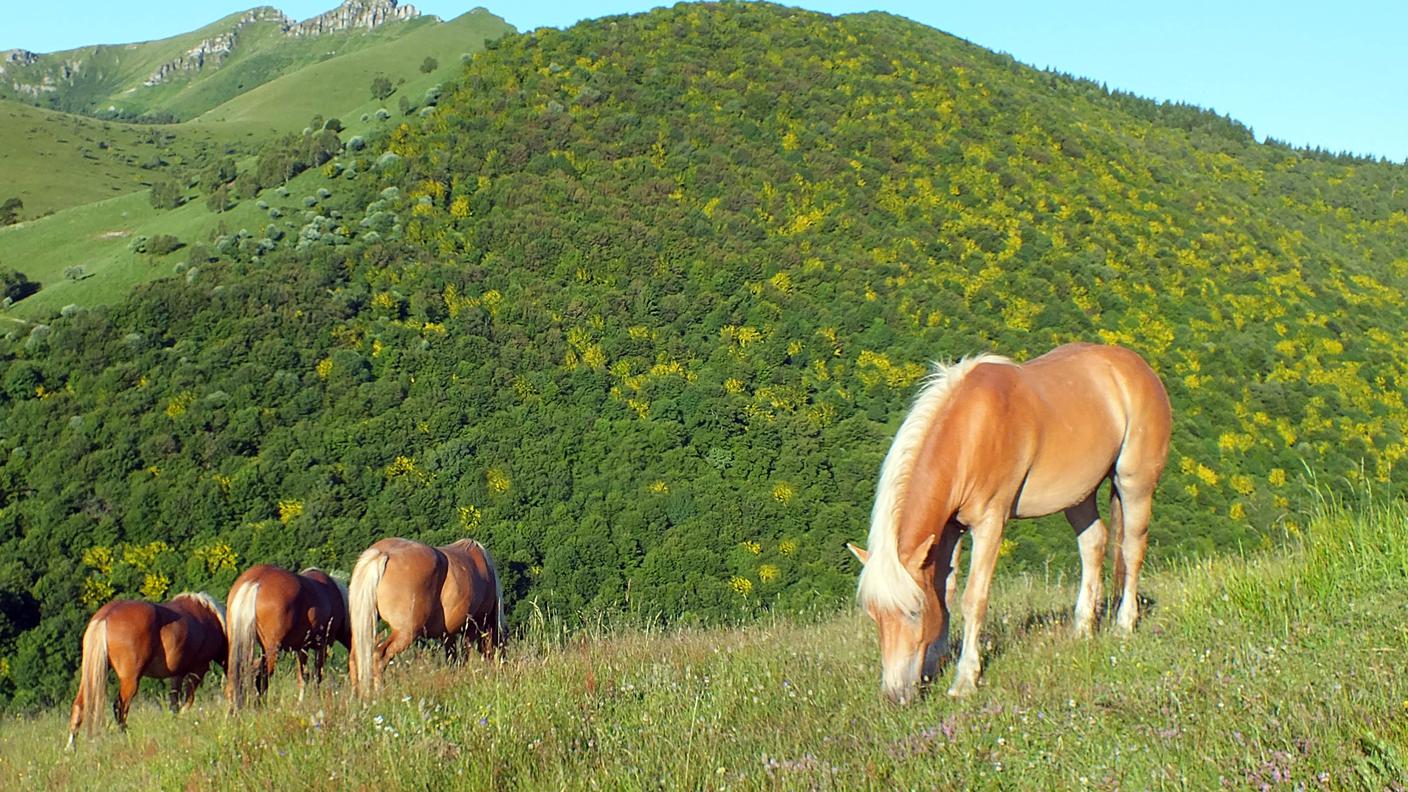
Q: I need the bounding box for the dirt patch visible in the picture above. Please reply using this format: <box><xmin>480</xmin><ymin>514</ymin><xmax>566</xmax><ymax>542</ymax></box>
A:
<box><xmin>97</xmin><ymin>230</ymin><xmax>130</xmax><ymax>239</ymax></box>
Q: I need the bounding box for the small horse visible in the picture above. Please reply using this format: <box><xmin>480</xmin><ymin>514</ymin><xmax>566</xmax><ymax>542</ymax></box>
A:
<box><xmin>225</xmin><ymin>565</ymin><xmax>350</xmax><ymax>708</ymax></box>
<box><xmin>348</xmin><ymin>537</ymin><xmax>504</xmax><ymax>697</ymax></box>
<box><xmin>848</xmin><ymin>343</ymin><xmax>1171</xmax><ymax>703</ymax></box>
<box><xmin>66</xmin><ymin>592</ymin><xmax>227</xmax><ymax>747</ymax></box>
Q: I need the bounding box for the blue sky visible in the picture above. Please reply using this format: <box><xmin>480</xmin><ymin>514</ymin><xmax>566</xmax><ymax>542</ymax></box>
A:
<box><xmin>5</xmin><ymin>1</ymin><xmax>1405</xmax><ymax>162</ymax></box>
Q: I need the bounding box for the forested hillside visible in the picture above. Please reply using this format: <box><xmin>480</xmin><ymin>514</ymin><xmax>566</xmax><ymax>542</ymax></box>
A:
<box><xmin>2</xmin><ymin>2</ymin><xmax>1406</xmax><ymax>710</ymax></box>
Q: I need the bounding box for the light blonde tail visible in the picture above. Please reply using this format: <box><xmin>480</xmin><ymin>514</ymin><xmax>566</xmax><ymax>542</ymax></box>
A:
<box><xmin>225</xmin><ymin>579</ymin><xmax>261</xmax><ymax>709</ymax></box>
<box><xmin>79</xmin><ymin>618</ymin><xmax>110</xmax><ymax>736</ymax></box>
<box><xmin>349</xmin><ymin>547</ymin><xmax>388</xmax><ymax>697</ymax></box>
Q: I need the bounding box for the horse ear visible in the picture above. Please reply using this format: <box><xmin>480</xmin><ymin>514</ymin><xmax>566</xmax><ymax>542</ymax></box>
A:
<box><xmin>903</xmin><ymin>534</ymin><xmax>937</xmax><ymax>571</ymax></box>
<box><xmin>846</xmin><ymin>543</ymin><xmax>869</xmax><ymax>565</ymax></box>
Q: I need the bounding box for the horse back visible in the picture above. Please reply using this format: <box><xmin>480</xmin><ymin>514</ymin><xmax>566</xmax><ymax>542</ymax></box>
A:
<box><xmin>947</xmin><ymin>344</ymin><xmax>1170</xmax><ymax>519</ymax></box>
<box><xmin>150</xmin><ymin>598</ymin><xmax>226</xmax><ymax>677</ymax></box>
<box><xmin>374</xmin><ymin>538</ymin><xmax>449</xmax><ymax>635</ymax></box>
<box><xmin>439</xmin><ymin>541</ymin><xmax>497</xmax><ymax>629</ymax></box>
<box><xmin>300</xmin><ymin>569</ymin><xmax>350</xmax><ymax>646</ymax></box>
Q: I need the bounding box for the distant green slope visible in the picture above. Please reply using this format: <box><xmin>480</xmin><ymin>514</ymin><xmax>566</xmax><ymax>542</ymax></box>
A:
<box><xmin>0</xmin><ymin>7</ymin><xmax>511</xmax><ymax>304</ymax></box>
<box><xmin>0</xmin><ymin>2</ymin><xmax>495</xmax><ymax>122</ymax></box>
<box><xmin>2</xmin><ymin>2</ymin><xmax>1407</xmax><ymax>713</ymax></box>
<box><xmin>195</xmin><ymin>9</ymin><xmax>513</xmax><ymax>134</ymax></box>
<box><xmin>0</xmin><ymin>100</ymin><xmax>229</xmax><ymax>221</ymax></box>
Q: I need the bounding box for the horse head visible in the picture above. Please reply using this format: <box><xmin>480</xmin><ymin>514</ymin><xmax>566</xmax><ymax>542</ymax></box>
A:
<box><xmin>849</xmin><ymin>535</ymin><xmax>944</xmax><ymax>704</ymax></box>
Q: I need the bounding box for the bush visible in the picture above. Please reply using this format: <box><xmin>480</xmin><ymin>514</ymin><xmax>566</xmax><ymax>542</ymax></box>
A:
<box><xmin>147</xmin><ymin>234</ymin><xmax>183</xmax><ymax>256</ymax></box>
<box><xmin>0</xmin><ymin>268</ymin><xmax>39</xmax><ymax>302</ymax></box>
<box><xmin>370</xmin><ymin>76</ymin><xmax>395</xmax><ymax>101</ymax></box>
<box><xmin>0</xmin><ymin>197</ymin><xmax>23</xmax><ymax>225</ymax></box>
<box><xmin>63</xmin><ymin>266</ymin><xmax>86</xmax><ymax>281</ymax></box>
<box><xmin>420</xmin><ymin>56</ymin><xmax>439</xmax><ymax>74</ymax></box>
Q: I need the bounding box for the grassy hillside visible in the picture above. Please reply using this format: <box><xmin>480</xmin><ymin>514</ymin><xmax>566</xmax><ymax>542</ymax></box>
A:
<box><xmin>0</xmin><ymin>9</ymin><xmax>510</xmax><ymax>312</ymax></box>
<box><xmin>1</xmin><ymin>502</ymin><xmax>1405</xmax><ymax>788</ymax></box>
<box><xmin>2</xmin><ymin>2</ymin><xmax>1407</xmax><ymax>712</ymax></box>
<box><xmin>195</xmin><ymin>9</ymin><xmax>514</xmax><ymax>135</ymax></box>
<box><xmin>0</xmin><ymin>101</ymin><xmax>229</xmax><ymax>221</ymax></box>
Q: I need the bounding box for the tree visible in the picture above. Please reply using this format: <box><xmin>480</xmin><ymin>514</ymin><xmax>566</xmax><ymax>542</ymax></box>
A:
<box><xmin>370</xmin><ymin>75</ymin><xmax>395</xmax><ymax>101</ymax></box>
<box><xmin>0</xmin><ymin>197</ymin><xmax>22</xmax><ymax>226</ymax></box>
<box><xmin>0</xmin><ymin>268</ymin><xmax>39</xmax><ymax>302</ymax></box>
<box><xmin>420</xmin><ymin>56</ymin><xmax>439</xmax><ymax>74</ymax></box>
<box><xmin>149</xmin><ymin>178</ymin><xmax>185</xmax><ymax>210</ymax></box>
<box><xmin>206</xmin><ymin>185</ymin><xmax>232</xmax><ymax>214</ymax></box>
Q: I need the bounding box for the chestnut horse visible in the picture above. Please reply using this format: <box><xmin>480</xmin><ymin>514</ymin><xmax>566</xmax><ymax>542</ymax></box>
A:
<box><xmin>66</xmin><ymin>592</ymin><xmax>227</xmax><ymax>747</ymax></box>
<box><xmin>848</xmin><ymin>343</ymin><xmax>1171</xmax><ymax>703</ymax></box>
<box><xmin>348</xmin><ymin>537</ymin><xmax>503</xmax><ymax>697</ymax></box>
<box><xmin>225</xmin><ymin>565</ymin><xmax>349</xmax><ymax>708</ymax></box>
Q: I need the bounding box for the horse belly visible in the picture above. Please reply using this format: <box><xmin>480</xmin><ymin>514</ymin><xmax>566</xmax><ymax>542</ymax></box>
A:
<box><xmin>1012</xmin><ymin>451</ymin><xmax>1115</xmax><ymax>518</ymax></box>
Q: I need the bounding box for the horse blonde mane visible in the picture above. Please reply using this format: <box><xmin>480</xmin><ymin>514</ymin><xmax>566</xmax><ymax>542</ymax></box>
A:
<box><xmin>857</xmin><ymin>354</ymin><xmax>1012</xmax><ymax>615</ymax></box>
<box><xmin>173</xmin><ymin>591</ymin><xmax>227</xmax><ymax>631</ymax></box>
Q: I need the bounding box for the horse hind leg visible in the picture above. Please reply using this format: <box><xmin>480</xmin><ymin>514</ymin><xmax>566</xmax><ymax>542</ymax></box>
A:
<box><xmin>115</xmin><ymin>673</ymin><xmax>140</xmax><ymax>730</ymax></box>
<box><xmin>1109</xmin><ymin>492</ymin><xmax>1127</xmax><ymax>601</ymax></box>
<box><xmin>375</xmin><ymin>628</ymin><xmax>416</xmax><ymax>691</ymax></box>
<box><xmin>295</xmin><ymin>650</ymin><xmax>308</xmax><ymax>702</ymax></box>
<box><xmin>1064</xmin><ymin>493</ymin><xmax>1107</xmax><ymax>637</ymax></box>
<box><xmin>1111</xmin><ymin>483</ymin><xmax>1154</xmax><ymax>633</ymax></box>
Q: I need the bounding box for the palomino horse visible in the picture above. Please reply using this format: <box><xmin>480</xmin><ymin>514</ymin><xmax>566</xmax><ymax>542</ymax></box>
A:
<box><xmin>848</xmin><ymin>343</ymin><xmax>1171</xmax><ymax>704</ymax></box>
<box><xmin>225</xmin><ymin>565</ymin><xmax>350</xmax><ymax>708</ymax></box>
<box><xmin>348</xmin><ymin>537</ymin><xmax>504</xmax><ymax>697</ymax></box>
<box><xmin>66</xmin><ymin>592</ymin><xmax>227</xmax><ymax>747</ymax></box>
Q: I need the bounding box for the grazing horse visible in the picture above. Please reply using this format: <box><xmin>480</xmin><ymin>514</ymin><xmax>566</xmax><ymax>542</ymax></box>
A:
<box><xmin>348</xmin><ymin>537</ymin><xmax>504</xmax><ymax>697</ymax></box>
<box><xmin>66</xmin><ymin>592</ymin><xmax>227</xmax><ymax>747</ymax></box>
<box><xmin>848</xmin><ymin>343</ymin><xmax>1171</xmax><ymax>704</ymax></box>
<box><xmin>225</xmin><ymin>565</ymin><xmax>350</xmax><ymax>708</ymax></box>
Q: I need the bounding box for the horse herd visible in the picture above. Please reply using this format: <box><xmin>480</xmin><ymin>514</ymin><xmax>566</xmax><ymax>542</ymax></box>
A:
<box><xmin>64</xmin><ymin>342</ymin><xmax>1171</xmax><ymax>745</ymax></box>
<box><xmin>66</xmin><ymin>536</ymin><xmax>503</xmax><ymax>748</ymax></box>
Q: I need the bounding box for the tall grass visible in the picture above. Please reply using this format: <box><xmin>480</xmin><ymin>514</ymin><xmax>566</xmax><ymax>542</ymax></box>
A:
<box><xmin>3</xmin><ymin>500</ymin><xmax>1406</xmax><ymax>789</ymax></box>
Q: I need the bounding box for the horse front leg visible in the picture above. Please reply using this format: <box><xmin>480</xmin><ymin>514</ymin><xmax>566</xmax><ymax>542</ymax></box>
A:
<box><xmin>949</xmin><ymin>514</ymin><xmax>1005</xmax><ymax>697</ymax></box>
<box><xmin>923</xmin><ymin>524</ymin><xmax>964</xmax><ymax>681</ymax></box>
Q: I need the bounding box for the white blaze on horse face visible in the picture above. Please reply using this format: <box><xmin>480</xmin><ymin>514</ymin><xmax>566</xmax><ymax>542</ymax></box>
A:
<box><xmin>871</xmin><ymin>605</ymin><xmax>927</xmax><ymax>704</ymax></box>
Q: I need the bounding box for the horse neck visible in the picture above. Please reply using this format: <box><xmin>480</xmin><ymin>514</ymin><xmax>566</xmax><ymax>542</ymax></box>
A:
<box><xmin>895</xmin><ymin>430</ymin><xmax>964</xmax><ymax>561</ymax></box>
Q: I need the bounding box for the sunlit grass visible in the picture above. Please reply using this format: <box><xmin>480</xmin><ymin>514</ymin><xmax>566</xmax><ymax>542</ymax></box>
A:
<box><xmin>3</xmin><ymin>503</ymin><xmax>1406</xmax><ymax>789</ymax></box>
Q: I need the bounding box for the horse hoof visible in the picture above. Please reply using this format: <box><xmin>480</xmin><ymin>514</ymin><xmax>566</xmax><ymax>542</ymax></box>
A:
<box><xmin>947</xmin><ymin>678</ymin><xmax>977</xmax><ymax>698</ymax></box>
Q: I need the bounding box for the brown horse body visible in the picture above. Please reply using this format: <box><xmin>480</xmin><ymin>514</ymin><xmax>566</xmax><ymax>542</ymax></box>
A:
<box><xmin>348</xmin><ymin>537</ymin><xmax>503</xmax><ymax>696</ymax></box>
<box><xmin>850</xmin><ymin>343</ymin><xmax>1171</xmax><ymax>703</ymax></box>
<box><xmin>67</xmin><ymin>592</ymin><xmax>226</xmax><ymax>747</ymax></box>
<box><xmin>225</xmin><ymin>565</ymin><xmax>349</xmax><ymax>707</ymax></box>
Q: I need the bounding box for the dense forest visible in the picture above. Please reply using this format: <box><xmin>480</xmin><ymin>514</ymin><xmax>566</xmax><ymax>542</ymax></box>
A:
<box><xmin>2</xmin><ymin>2</ymin><xmax>1407</xmax><ymax>710</ymax></box>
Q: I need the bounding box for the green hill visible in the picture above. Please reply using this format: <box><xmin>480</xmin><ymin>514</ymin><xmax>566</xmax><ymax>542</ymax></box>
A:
<box><xmin>0</xmin><ymin>100</ymin><xmax>225</xmax><ymax>221</ymax></box>
<box><xmin>194</xmin><ymin>9</ymin><xmax>514</xmax><ymax>135</ymax></box>
<box><xmin>0</xmin><ymin>3</ymin><xmax>449</xmax><ymax>122</ymax></box>
<box><xmin>2</xmin><ymin>503</ymin><xmax>1405</xmax><ymax>787</ymax></box>
<box><xmin>0</xmin><ymin>6</ymin><xmax>511</xmax><ymax>311</ymax></box>
<box><xmin>1</xmin><ymin>1</ymin><xmax>1407</xmax><ymax>712</ymax></box>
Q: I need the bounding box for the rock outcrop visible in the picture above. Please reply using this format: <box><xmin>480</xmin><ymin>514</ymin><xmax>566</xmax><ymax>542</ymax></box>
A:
<box><xmin>287</xmin><ymin>0</ymin><xmax>420</xmax><ymax>37</ymax></box>
<box><xmin>143</xmin><ymin>7</ymin><xmax>293</xmax><ymax>86</ymax></box>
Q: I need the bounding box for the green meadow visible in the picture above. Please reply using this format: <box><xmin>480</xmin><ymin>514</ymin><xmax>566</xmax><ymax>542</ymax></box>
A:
<box><xmin>2</xmin><ymin>501</ymin><xmax>1405</xmax><ymax>789</ymax></box>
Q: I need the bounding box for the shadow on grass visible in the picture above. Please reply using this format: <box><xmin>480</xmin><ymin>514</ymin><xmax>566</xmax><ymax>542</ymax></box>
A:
<box><xmin>915</xmin><ymin>592</ymin><xmax>1159</xmax><ymax>700</ymax></box>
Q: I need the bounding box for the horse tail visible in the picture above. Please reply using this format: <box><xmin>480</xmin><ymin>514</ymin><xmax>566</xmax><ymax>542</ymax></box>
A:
<box><xmin>77</xmin><ymin>616</ymin><xmax>110</xmax><ymax>737</ymax></box>
<box><xmin>225</xmin><ymin>578</ymin><xmax>261</xmax><ymax>709</ymax></box>
<box><xmin>349</xmin><ymin>546</ymin><xmax>388</xmax><ymax>697</ymax></box>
